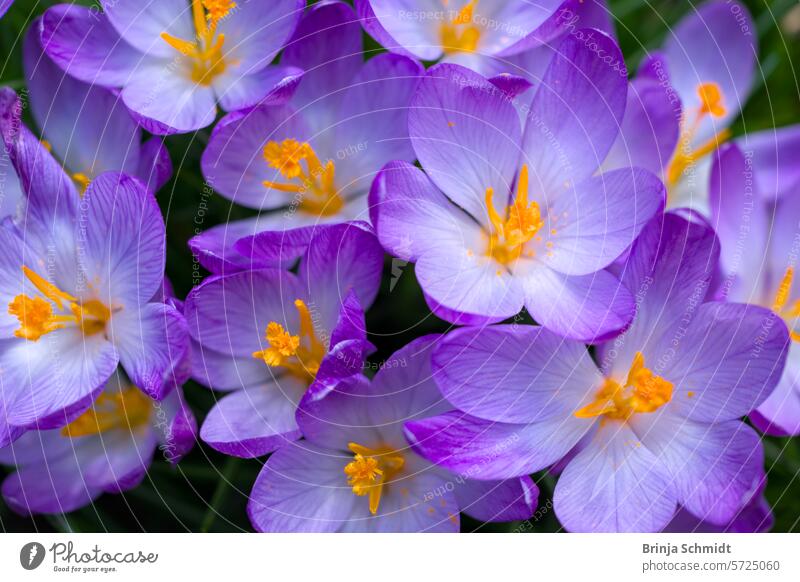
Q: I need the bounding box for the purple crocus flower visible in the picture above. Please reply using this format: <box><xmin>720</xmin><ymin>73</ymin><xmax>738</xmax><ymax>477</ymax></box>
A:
<box><xmin>193</xmin><ymin>1</ymin><xmax>423</xmax><ymax>274</ymax></box>
<box><xmin>21</xmin><ymin>21</ymin><xmax>172</xmax><ymax>196</ymax></box>
<box><xmin>709</xmin><ymin>143</ymin><xmax>800</xmax><ymax>436</ymax></box>
<box><xmin>372</xmin><ymin>32</ymin><xmax>664</xmax><ymax>341</ymax></box>
<box><xmin>465</xmin><ymin>0</ymin><xmax>614</xmax><ymax>89</ymax></box>
<box><xmin>481</xmin><ymin>4</ymin><xmax>679</xmax><ymax>180</ymax></box>
<box><xmin>460</xmin><ymin>1</ymin><xmax>679</xmax><ymax>182</ymax></box>
<box><xmin>405</xmin><ymin>213</ymin><xmax>788</xmax><ymax>532</ymax></box>
<box><xmin>0</xmin><ymin>108</ymin><xmax>187</xmax><ymax>447</ymax></box>
<box><xmin>2</xmin><ymin>28</ymin><xmax>172</xmax><ymax>219</ymax></box>
<box><xmin>0</xmin><ymin>373</ymin><xmax>196</xmax><ymax>515</ymax></box>
<box><xmin>41</xmin><ymin>0</ymin><xmax>304</xmax><ymax>134</ymax></box>
<box><xmin>355</xmin><ymin>0</ymin><xmax>566</xmax><ymax>74</ymax></box>
<box><xmin>637</xmin><ymin>0</ymin><xmax>756</xmax><ymax>212</ymax></box>
<box><xmin>248</xmin><ymin>336</ymin><xmax>537</xmax><ymax>532</ymax></box>
<box><xmin>185</xmin><ymin>222</ymin><xmax>382</xmax><ymax>457</ymax></box>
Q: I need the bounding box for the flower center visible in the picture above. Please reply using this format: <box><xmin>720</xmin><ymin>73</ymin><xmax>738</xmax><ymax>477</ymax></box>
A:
<box><xmin>575</xmin><ymin>352</ymin><xmax>673</xmax><ymax>421</ymax></box>
<box><xmin>485</xmin><ymin>164</ymin><xmax>545</xmax><ymax>264</ymax></box>
<box><xmin>440</xmin><ymin>0</ymin><xmax>481</xmax><ymax>54</ymax></box>
<box><xmin>344</xmin><ymin>442</ymin><xmax>406</xmax><ymax>515</ymax></box>
<box><xmin>8</xmin><ymin>266</ymin><xmax>111</xmax><ymax>341</ymax></box>
<box><xmin>61</xmin><ymin>386</ymin><xmax>152</xmax><ymax>438</ymax></box>
<box><xmin>665</xmin><ymin>82</ymin><xmax>731</xmax><ymax>192</ymax></box>
<box><xmin>161</xmin><ymin>0</ymin><xmax>236</xmax><ymax>86</ymax></box>
<box><xmin>41</xmin><ymin>139</ymin><xmax>93</xmax><ymax>194</ymax></box>
<box><xmin>252</xmin><ymin>299</ymin><xmax>327</xmax><ymax>383</ymax></box>
<box><xmin>771</xmin><ymin>267</ymin><xmax>800</xmax><ymax>342</ymax></box>
<box><xmin>262</xmin><ymin>139</ymin><xmax>343</xmax><ymax>217</ymax></box>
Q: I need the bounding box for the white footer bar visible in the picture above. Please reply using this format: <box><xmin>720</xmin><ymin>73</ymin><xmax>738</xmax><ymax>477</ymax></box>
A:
<box><xmin>1</xmin><ymin>533</ymin><xmax>798</xmax><ymax>581</ymax></box>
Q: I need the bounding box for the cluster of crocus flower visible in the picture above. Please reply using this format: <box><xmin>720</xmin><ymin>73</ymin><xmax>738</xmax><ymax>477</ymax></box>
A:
<box><xmin>406</xmin><ymin>213</ymin><xmax>787</xmax><ymax>531</ymax></box>
<box><xmin>0</xmin><ymin>83</ymin><xmax>194</xmax><ymax>510</ymax></box>
<box><xmin>41</xmin><ymin>0</ymin><xmax>305</xmax><ymax>133</ymax></box>
<box><xmin>0</xmin><ymin>22</ymin><xmax>171</xmax><ymax>220</ymax></box>
<box><xmin>249</xmin><ymin>336</ymin><xmax>536</xmax><ymax>531</ymax></box>
<box><xmin>0</xmin><ymin>0</ymin><xmax>798</xmax><ymax>534</ymax></box>
<box><xmin>185</xmin><ymin>222</ymin><xmax>383</xmax><ymax>456</ymax></box>
<box><xmin>193</xmin><ymin>1</ymin><xmax>424</xmax><ymax>272</ymax></box>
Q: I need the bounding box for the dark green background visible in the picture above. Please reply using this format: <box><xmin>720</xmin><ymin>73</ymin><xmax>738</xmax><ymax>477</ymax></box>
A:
<box><xmin>1</xmin><ymin>0</ymin><xmax>798</xmax><ymax>532</ymax></box>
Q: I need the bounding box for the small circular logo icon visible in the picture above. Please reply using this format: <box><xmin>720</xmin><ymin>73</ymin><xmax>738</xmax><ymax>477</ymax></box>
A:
<box><xmin>20</xmin><ymin>542</ymin><xmax>46</xmax><ymax>570</ymax></box>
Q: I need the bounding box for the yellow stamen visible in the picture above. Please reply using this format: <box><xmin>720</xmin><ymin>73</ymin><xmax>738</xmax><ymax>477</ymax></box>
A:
<box><xmin>20</xmin><ymin>265</ymin><xmax>75</xmax><ymax>309</ymax></box>
<box><xmin>72</xmin><ymin>172</ymin><xmax>91</xmax><ymax>194</ymax></box>
<box><xmin>8</xmin><ymin>266</ymin><xmax>110</xmax><ymax>341</ymax></box>
<box><xmin>160</xmin><ymin>0</ymin><xmax>235</xmax><ymax>85</ymax></box>
<box><xmin>253</xmin><ymin>322</ymin><xmax>300</xmax><ymax>367</ymax></box>
<box><xmin>194</xmin><ymin>0</ymin><xmax>208</xmax><ymax>34</ymax></box>
<box><xmin>262</xmin><ymin>139</ymin><xmax>343</xmax><ymax>217</ymax></box>
<box><xmin>61</xmin><ymin>387</ymin><xmax>152</xmax><ymax>438</ymax></box>
<box><xmin>624</xmin><ymin>352</ymin><xmax>673</xmax><ymax>413</ymax></box>
<box><xmin>344</xmin><ymin>442</ymin><xmax>405</xmax><ymax>515</ymax></box>
<box><xmin>72</xmin><ymin>300</ymin><xmax>112</xmax><ymax>336</ymax></box>
<box><xmin>666</xmin><ymin>128</ymin><xmax>732</xmax><ymax>188</ymax></box>
<box><xmin>261</xmin><ymin>181</ymin><xmax>303</xmax><ymax>193</ymax></box>
<box><xmin>441</xmin><ymin>1</ymin><xmax>481</xmax><ymax>54</ymax></box>
<box><xmin>786</xmin><ymin>303</ymin><xmax>800</xmax><ymax>318</ymax></box>
<box><xmin>252</xmin><ymin>299</ymin><xmax>327</xmax><ymax>383</ymax></box>
<box><xmin>485</xmin><ymin>164</ymin><xmax>544</xmax><ymax>264</ymax></box>
<box><xmin>771</xmin><ymin>267</ymin><xmax>800</xmax><ymax>342</ymax></box>
<box><xmin>697</xmin><ymin>82</ymin><xmax>726</xmax><ymax>118</ymax></box>
<box><xmin>575</xmin><ymin>352</ymin><xmax>673</xmax><ymax>421</ymax></box>
<box><xmin>202</xmin><ymin>0</ymin><xmax>236</xmax><ymax>22</ymax></box>
<box><xmin>773</xmin><ymin>267</ymin><xmax>794</xmax><ymax>312</ymax></box>
<box><xmin>161</xmin><ymin>34</ymin><xmax>199</xmax><ymax>56</ymax></box>
<box><xmin>8</xmin><ymin>295</ymin><xmax>65</xmax><ymax>340</ymax></box>
<box><xmin>666</xmin><ymin>82</ymin><xmax>731</xmax><ymax>190</ymax></box>
<box><xmin>264</xmin><ymin>139</ymin><xmax>312</xmax><ymax>179</ymax></box>
<box><xmin>294</xmin><ymin>299</ymin><xmax>316</xmax><ymax>343</ymax></box>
